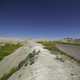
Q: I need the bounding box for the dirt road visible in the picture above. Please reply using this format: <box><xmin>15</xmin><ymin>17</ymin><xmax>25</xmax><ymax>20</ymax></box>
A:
<box><xmin>8</xmin><ymin>41</ymin><xmax>80</xmax><ymax>80</ymax></box>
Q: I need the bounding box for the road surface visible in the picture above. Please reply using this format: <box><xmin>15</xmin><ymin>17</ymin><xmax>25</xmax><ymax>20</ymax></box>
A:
<box><xmin>8</xmin><ymin>41</ymin><xmax>80</xmax><ymax>80</ymax></box>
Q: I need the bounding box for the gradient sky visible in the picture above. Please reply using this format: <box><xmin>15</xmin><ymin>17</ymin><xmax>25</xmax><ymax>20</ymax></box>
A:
<box><xmin>0</xmin><ymin>0</ymin><xmax>80</xmax><ymax>39</ymax></box>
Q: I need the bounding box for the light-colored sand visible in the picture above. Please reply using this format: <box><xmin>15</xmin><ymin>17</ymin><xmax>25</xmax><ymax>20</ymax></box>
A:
<box><xmin>8</xmin><ymin>41</ymin><xmax>80</xmax><ymax>80</ymax></box>
<box><xmin>0</xmin><ymin>43</ymin><xmax>31</xmax><ymax>78</ymax></box>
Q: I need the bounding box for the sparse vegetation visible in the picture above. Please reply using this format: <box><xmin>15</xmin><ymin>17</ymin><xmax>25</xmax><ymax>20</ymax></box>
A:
<box><xmin>52</xmin><ymin>41</ymin><xmax>80</xmax><ymax>46</ymax></box>
<box><xmin>0</xmin><ymin>43</ymin><xmax>22</xmax><ymax>61</ymax></box>
<box><xmin>18</xmin><ymin>50</ymin><xmax>40</xmax><ymax>69</ymax></box>
<box><xmin>38</xmin><ymin>41</ymin><xmax>58</xmax><ymax>51</ymax></box>
<box><xmin>38</xmin><ymin>41</ymin><xmax>80</xmax><ymax>63</ymax></box>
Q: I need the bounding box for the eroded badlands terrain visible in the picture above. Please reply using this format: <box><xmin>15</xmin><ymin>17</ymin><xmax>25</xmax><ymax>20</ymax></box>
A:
<box><xmin>0</xmin><ymin>41</ymin><xmax>80</xmax><ymax>80</ymax></box>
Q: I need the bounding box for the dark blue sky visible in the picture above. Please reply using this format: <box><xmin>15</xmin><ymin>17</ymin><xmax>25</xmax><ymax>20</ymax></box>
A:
<box><xmin>0</xmin><ymin>0</ymin><xmax>80</xmax><ymax>39</ymax></box>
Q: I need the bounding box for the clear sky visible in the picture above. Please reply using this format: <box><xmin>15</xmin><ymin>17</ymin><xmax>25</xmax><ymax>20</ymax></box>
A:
<box><xmin>0</xmin><ymin>0</ymin><xmax>80</xmax><ymax>39</ymax></box>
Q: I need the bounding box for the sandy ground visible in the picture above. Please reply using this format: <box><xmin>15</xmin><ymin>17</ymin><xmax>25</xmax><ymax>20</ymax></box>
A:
<box><xmin>56</xmin><ymin>44</ymin><xmax>80</xmax><ymax>60</ymax></box>
<box><xmin>0</xmin><ymin>44</ymin><xmax>31</xmax><ymax>78</ymax></box>
<box><xmin>8</xmin><ymin>41</ymin><xmax>80</xmax><ymax>80</ymax></box>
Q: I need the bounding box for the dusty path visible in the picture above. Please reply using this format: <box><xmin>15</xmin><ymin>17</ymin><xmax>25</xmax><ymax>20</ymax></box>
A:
<box><xmin>8</xmin><ymin>41</ymin><xmax>80</xmax><ymax>80</ymax></box>
<box><xmin>56</xmin><ymin>44</ymin><xmax>80</xmax><ymax>60</ymax></box>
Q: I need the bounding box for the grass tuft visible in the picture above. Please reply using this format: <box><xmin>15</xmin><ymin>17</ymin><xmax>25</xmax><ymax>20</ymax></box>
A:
<box><xmin>0</xmin><ymin>43</ymin><xmax>22</xmax><ymax>61</ymax></box>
